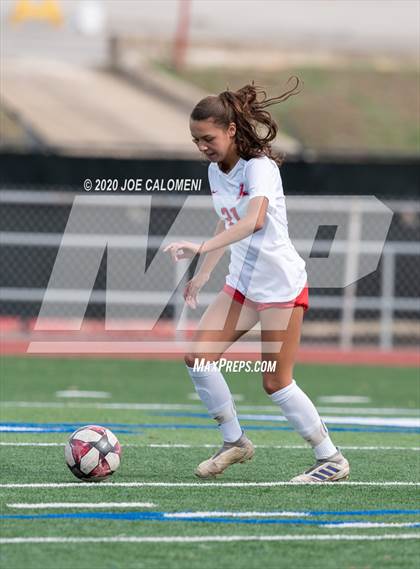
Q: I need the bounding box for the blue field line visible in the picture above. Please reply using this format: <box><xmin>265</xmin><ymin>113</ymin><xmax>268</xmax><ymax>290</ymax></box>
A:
<box><xmin>0</xmin><ymin>423</ymin><xmax>142</xmax><ymax>434</ymax></box>
<box><xmin>153</xmin><ymin>411</ymin><xmax>420</xmax><ymax>431</ymax></box>
<box><xmin>307</xmin><ymin>509</ymin><xmax>420</xmax><ymax>516</ymax></box>
<box><xmin>0</xmin><ymin>422</ymin><xmax>419</xmax><ymax>434</ymax></box>
<box><xmin>1</xmin><ymin>511</ymin><xmax>420</xmax><ymax>527</ymax></box>
<box><xmin>0</xmin><ymin>423</ymin><xmax>142</xmax><ymax>428</ymax></box>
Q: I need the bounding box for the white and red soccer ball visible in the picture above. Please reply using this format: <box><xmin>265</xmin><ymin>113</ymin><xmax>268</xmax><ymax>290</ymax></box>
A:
<box><xmin>65</xmin><ymin>425</ymin><xmax>122</xmax><ymax>481</ymax></box>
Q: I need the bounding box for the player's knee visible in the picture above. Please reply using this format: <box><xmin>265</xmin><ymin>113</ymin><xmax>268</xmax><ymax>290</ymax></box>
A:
<box><xmin>184</xmin><ymin>353</ymin><xmax>220</xmax><ymax>368</ymax></box>
<box><xmin>184</xmin><ymin>353</ymin><xmax>196</xmax><ymax>367</ymax></box>
<box><xmin>263</xmin><ymin>377</ymin><xmax>279</xmax><ymax>395</ymax></box>
<box><xmin>262</xmin><ymin>372</ymin><xmax>292</xmax><ymax>395</ymax></box>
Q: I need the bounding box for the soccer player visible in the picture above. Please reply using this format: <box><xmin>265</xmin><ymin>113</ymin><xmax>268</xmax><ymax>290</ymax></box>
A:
<box><xmin>164</xmin><ymin>78</ymin><xmax>349</xmax><ymax>483</ymax></box>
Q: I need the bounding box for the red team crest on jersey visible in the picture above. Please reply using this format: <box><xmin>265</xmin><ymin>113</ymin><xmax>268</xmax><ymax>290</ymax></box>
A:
<box><xmin>237</xmin><ymin>183</ymin><xmax>249</xmax><ymax>199</ymax></box>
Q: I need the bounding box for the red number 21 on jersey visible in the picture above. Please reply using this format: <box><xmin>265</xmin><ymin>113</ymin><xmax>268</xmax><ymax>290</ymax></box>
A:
<box><xmin>221</xmin><ymin>207</ymin><xmax>240</xmax><ymax>226</ymax></box>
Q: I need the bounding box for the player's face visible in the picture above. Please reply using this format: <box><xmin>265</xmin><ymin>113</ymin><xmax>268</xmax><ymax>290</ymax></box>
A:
<box><xmin>190</xmin><ymin>119</ymin><xmax>236</xmax><ymax>162</ymax></box>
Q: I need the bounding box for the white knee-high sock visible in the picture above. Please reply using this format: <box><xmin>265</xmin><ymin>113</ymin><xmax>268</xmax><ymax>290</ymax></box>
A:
<box><xmin>186</xmin><ymin>364</ymin><xmax>243</xmax><ymax>443</ymax></box>
<box><xmin>269</xmin><ymin>379</ymin><xmax>337</xmax><ymax>460</ymax></box>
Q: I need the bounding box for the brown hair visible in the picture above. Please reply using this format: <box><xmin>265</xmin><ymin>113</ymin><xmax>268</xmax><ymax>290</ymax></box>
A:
<box><xmin>190</xmin><ymin>76</ymin><xmax>302</xmax><ymax>165</ymax></box>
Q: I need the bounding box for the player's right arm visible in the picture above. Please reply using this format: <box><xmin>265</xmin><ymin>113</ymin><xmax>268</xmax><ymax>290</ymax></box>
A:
<box><xmin>184</xmin><ymin>219</ymin><xmax>226</xmax><ymax>309</ymax></box>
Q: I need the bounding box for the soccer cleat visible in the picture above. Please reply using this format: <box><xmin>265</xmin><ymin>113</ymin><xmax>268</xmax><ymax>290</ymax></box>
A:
<box><xmin>195</xmin><ymin>433</ymin><xmax>254</xmax><ymax>479</ymax></box>
<box><xmin>289</xmin><ymin>449</ymin><xmax>350</xmax><ymax>483</ymax></box>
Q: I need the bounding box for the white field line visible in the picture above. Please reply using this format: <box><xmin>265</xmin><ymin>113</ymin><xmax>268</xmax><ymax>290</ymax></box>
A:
<box><xmin>1</xmin><ymin>534</ymin><xmax>419</xmax><ymax>544</ymax></box>
<box><xmin>6</xmin><ymin>502</ymin><xmax>156</xmax><ymax>509</ymax></box>
<box><xmin>0</xmin><ymin>443</ymin><xmax>65</xmax><ymax>447</ymax></box>
<box><xmin>0</xmin><ymin>417</ymin><xmax>418</xmax><ymax>430</ymax></box>
<box><xmin>0</xmin><ymin>442</ymin><xmax>419</xmax><ymax>452</ymax></box>
<box><xmin>0</xmin><ymin>402</ymin><xmax>203</xmax><ymax>410</ymax></box>
<box><xmin>317</xmin><ymin>396</ymin><xmax>372</xmax><ymax>404</ymax></box>
<box><xmin>147</xmin><ymin>444</ymin><xmax>420</xmax><ymax>451</ymax></box>
<box><xmin>324</xmin><ymin>522</ymin><xmax>420</xmax><ymax>529</ymax></box>
<box><xmin>55</xmin><ymin>391</ymin><xmax>111</xmax><ymax>399</ymax></box>
<box><xmin>1</xmin><ymin>481</ymin><xmax>419</xmax><ymax>489</ymax></box>
<box><xmin>1</xmin><ymin>401</ymin><xmax>419</xmax><ymax>417</ymax></box>
<box><xmin>297</xmin><ymin>407</ymin><xmax>420</xmax><ymax>417</ymax></box>
<box><xmin>0</xmin><ymin>427</ymin><xmax>46</xmax><ymax>432</ymax></box>
<box><xmin>236</xmin><ymin>414</ymin><xmax>420</xmax><ymax>428</ymax></box>
<box><xmin>189</xmin><ymin>393</ymin><xmax>245</xmax><ymax>401</ymax></box>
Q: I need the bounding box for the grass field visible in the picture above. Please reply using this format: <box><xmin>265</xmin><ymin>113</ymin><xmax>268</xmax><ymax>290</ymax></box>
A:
<box><xmin>0</xmin><ymin>356</ymin><xmax>419</xmax><ymax>569</ymax></box>
<box><xmin>160</xmin><ymin>63</ymin><xmax>419</xmax><ymax>155</ymax></box>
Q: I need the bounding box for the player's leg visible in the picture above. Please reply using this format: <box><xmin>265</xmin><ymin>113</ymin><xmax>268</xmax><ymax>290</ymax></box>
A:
<box><xmin>185</xmin><ymin>290</ymin><xmax>259</xmax><ymax>478</ymax></box>
<box><xmin>185</xmin><ymin>289</ymin><xmax>259</xmax><ymax>367</ymax></box>
<box><xmin>259</xmin><ymin>306</ymin><xmax>350</xmax><ymax>482</ymax></box>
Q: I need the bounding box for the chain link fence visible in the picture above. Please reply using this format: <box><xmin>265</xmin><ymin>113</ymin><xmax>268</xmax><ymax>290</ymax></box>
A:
<box><xmin>1</xmin><ymin>188</ymin><xmax>419</xmax><ymax>348</ymax></box>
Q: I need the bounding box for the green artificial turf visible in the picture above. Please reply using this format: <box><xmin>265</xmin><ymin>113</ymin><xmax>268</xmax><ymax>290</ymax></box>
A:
<box><xmin>0</xmin><ymin>356</ymin><xmax>419</xmax><ymax>569</ymax></box>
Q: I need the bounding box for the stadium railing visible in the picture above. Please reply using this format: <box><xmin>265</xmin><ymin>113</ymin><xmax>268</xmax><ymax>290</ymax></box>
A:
<box><xmin>1</xmin><ymin>190</ymin><xmax>419</xmax><ymax>349</ymax></box>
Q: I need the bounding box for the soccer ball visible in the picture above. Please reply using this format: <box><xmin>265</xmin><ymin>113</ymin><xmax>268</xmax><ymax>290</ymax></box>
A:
<box><xmin>65</xmin><ymin>425</ymin><xmax>122</xmax><ymax>482</ymax></box>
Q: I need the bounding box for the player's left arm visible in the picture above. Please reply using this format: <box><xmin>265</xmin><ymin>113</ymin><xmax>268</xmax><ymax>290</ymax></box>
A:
<box><xmin>164</xmin><ymin>197</ymin><xmax>268</xmax><ymax>261</ymax></box>
<box><xmin>200</xmin><ymin>196</ymin><xmax>268</xmax><ymax>254</ymax></box>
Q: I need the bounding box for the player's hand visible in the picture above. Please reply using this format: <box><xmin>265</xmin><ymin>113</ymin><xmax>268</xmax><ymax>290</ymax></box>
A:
<box><xmin>183</xmin><ymin>272</ymin><xmax>210</xmax><ymax>309</ymax></box>
<box><xmin>163</xmin><ymin>240</ymin><xmax>203</xmax><ymax>262</ymax></box>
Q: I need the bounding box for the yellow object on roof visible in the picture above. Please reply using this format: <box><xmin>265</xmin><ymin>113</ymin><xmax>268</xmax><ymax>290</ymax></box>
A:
<box><xmin>9</xmin><ymin>0</ymin><xmax>63</xmax><ymax>26</ymax></box>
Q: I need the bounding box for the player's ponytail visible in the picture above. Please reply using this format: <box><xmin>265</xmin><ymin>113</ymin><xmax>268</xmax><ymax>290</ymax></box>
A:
<box><xmin>190</xmin><ymin>76</ymin><xmax>302</xmax><ymax>165</ymax></box>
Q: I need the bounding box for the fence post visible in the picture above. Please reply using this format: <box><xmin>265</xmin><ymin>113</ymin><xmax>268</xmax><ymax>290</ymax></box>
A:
<box><xmin>380</xmin><ymin>247</ymin><xmax>395</xmax><ymax>350</ymax></box>
<box><xmin>340</xmin><ymin>199</ymin><xmax>362</xmax><ymax>350</ymax></box>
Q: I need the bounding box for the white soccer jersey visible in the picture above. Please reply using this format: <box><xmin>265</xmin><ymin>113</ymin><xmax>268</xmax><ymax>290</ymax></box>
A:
<box><xmin>208</xmin><ymin>155</ymin><xmax>307</xmax><ymax>302</ymax></box>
